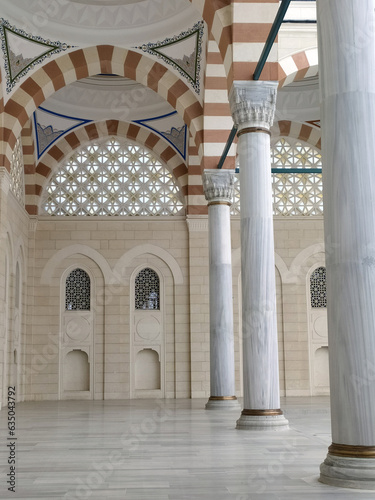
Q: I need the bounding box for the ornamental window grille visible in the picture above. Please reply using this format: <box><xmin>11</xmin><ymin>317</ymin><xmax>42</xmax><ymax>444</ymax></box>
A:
<box><xmin>10</xmin><ymin>136</ymin><xmax>25</xmax><ymax>205</ymax></box>
<box><xmin>310</xmin><ymin>266</ymin><xmax>327</xmax><ymax>308</ymax></box>
<box><xmin>135</xmin><ymin>268</ymin><xmax>160</xmax><ymax>310</ymax></box>
<box><xmin>41</xmin><ymin>137</ymin><xmax>185</xmax><ymax>216</ymax></box>
<box><xmin>231</xmin><ymin>138</ymin><xmax>323</xmax><ymax>216</ymax></box>
<box><xmin>65</xmin><ymin>268</ymin><xmax>91</xmax><ymax>311</ymax></box>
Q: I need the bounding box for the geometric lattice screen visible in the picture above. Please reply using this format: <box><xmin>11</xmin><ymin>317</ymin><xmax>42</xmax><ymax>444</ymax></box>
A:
<box><xmin>65</xmin><ymin>268</ymin><xmax>91</xmax><ymax>311</ymax></box>
<box><xmin>10</xmin><ymin>136</ymin><xmax>25</xmax><ymax>205</ymax></box>
<box><xmin>135</xmin><ymin>268</ymin><xmax>160</xmax><ymax>310</ymax></box>
<box><xmin>231</xmin><ymin>138</ymin><xmax>323</xmax><ymax>216</ymax></box>
<box><xmin>310</xmin><ymin>266</ymin><xmax>327</xmax><ymax>308</ymax></box>
<box><xmin>41</xmin><ymin>137</ymin><xmax>185</xmax><ymax>216</ymax></box>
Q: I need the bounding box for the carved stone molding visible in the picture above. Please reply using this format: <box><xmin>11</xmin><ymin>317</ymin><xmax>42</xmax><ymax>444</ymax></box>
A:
<box><xmin>186</xmin><ymin>216</ymin><xmax>208</xmax><ymax>232</ymax></box>
<box><xmin>202</xmin><ymin>169</ymin><xmax>235</xmax><ymax>205</ymax></box>
<box><xmin>229</xmin><ymin>81</ymin><xmax>278</xmax><ymax>131</ymax></box>
<box><xmin>29</xmin><ymin>217</ymin><xmax>38</xmax><ymax>232</ymax></box>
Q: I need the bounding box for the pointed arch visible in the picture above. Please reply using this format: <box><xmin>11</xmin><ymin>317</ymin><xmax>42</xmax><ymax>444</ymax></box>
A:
<box><xmin>114</xmin><ymin>244</ymin><xmax>184</xmax><ymax>286</ymax></box>
<box><xmin>28</xmin><ymin>120</ymin><xmax>188</xmax><ymax>216</ymax></box>
<box><xmin>2</xmin><ymin>46</ymin><xmax>203</xmax><ymax>170</ymax></box>
<box><xmin>271</xmin><ymin>121</ymin><xmax>321</xmax><ymax>150</ymax></box>
<box><xmin>40</xmin><ymin>244</ymin><xmax>114</xmax><ymax>286</ymax></box>
<box><xmin>278</xmin><ymin>47</ymin><xmax>319</xmax><ymax>88</ymax></box>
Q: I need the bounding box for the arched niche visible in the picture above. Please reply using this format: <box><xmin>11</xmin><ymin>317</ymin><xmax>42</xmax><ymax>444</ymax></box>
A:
<box><xmin>135</xmin><ymin>349</ymin><xmax>161</xmax><ymax>391</ymax></box>
<box><xmin>64</xmin><ymin>350</ymin><xmax>90</xmax><ymax>392</ymax></box>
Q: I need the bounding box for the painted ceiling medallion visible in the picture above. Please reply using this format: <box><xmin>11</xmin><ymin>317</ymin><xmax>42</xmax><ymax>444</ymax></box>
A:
<box><xmin>135</xmin><ymin>20</ymin><xmax>204</xmax><ymax>94</ymax></box>
<box><xmin>0</xmin><ymin>18</ymin><xmax>72</xmax><ymax>93</ymax></box>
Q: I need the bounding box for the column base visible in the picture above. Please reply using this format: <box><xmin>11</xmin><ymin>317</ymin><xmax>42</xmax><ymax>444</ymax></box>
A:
<box><xmin>205</xmin><ymin>396</ymin><xmax>241</xmax><ymax>410</ymax></box>
<box><xmin>320</xmin><ymin>443</ymin><xmax>375</xmax><ymax>490</ymax></box>
<box><xmin>236</xmin><ymin>409</ymin><xmax>289</xmax><ymax>430</ymax></box>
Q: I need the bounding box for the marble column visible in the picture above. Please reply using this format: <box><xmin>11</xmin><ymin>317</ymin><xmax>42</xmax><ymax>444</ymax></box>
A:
<box><xmin>229</xmin><ymin>81</ymin><xmax>288</xmax><ymax>429</ymax></box>
<box><xmin>317</xmin><ymin>0</ymin><xmax>375</xmax><ymax>489</ymax></box>
<box><xmin>202</xmin><ymin>170</ymin><xmax>240</xmax><ymax>410</ymax></box>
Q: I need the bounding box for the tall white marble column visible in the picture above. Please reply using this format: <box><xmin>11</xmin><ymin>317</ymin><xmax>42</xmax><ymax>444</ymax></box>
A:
<box><xmin>318</xmin><ymin>0</ymin><xmax>375</xmax><ymax>489</ymax></box>
<box><xmin>229</xmin><ymin>81</ymin><xmax>288</xmax><ymax>429</ymax></box>
<box><xmin>202</xmin><ymin>170</ymin><xmax>240</xmax><ymax>410</ymax></box>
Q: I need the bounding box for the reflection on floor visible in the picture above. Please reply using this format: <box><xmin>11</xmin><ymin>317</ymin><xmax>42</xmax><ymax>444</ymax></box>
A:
<box><xmin>0</xmin><ymin>397</ymin><xmax>374</xmax><ymax>499</ymax></box>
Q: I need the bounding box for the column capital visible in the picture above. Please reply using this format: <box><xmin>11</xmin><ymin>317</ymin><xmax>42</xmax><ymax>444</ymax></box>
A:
<box><xmin>229</xmin><ymin>81</ymin><xmax>278</xmax><ymax>131</ymax></box>
<box><xmin>202</xmin><ymin>169</ymin><xmax>235</xmax><ymax>206</ymax></box>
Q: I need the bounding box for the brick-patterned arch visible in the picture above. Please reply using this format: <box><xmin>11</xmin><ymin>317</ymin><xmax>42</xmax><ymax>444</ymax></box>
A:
<box><xmin>272</xmin><ymin>121</ymin><xmax>321</xmax><ymax>149</ymax></box>
<box><xmin>28</xmin><ymin>120</ymin><xmax>188</xmax><ymax>216</ymax></box>
<box><xmin>2</xmin><ymin>46</ymin><xmax>203</xmax><ymax>172</ymax></box>
<box><xmin>278</xmin><ymin>48</ymin><xmax>319</xmax><ymax>88</ymax></box>
<box><xmin>190</xmin><ymin>0</ymin><xmax>232</xmax><ymax>82</ymax></box>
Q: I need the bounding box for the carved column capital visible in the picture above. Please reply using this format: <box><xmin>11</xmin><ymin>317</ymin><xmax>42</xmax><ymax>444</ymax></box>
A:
<box><xmin>229</xmin><ymin>81</ymin><xmax>278</xmax><ymax>131</ymax></box>
<box><xmin>202</xmin><ymin>169</ymin><xmax>235</xmax><ymax>206</ymax></box>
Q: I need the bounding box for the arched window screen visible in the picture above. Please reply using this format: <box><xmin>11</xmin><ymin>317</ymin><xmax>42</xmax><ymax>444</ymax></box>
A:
<box><xmin>65</xmin><ymin>268</ymin><xmax>91</xmax><ymax>311</ymax></box>
<box><xmin>41</xmin><ymin>137</ymin><xmax>184</xmax><ymax>216</ymax></box>
<box><xmin>310</xmin><ymin>267</ymin><xmax>327</xmax><ymax>308</ymax></box>
<box><xmin>231</xmin><ymin>138</ymin><xmax>323</xmax><ymax>216</ymax></box>
<box><xmin>135</xmin><ymin>268</ymin><xmax>160</xmax><ymax>310</ymax></box>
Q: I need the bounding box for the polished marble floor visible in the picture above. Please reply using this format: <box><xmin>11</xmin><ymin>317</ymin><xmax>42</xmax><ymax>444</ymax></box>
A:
<box><xmin>0</xmin><ymin>397</ymin><xmax>374</xmax><ymax>499</ymax></box>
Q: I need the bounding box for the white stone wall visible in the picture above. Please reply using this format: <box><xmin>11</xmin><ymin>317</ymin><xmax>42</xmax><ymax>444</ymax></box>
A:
<box><xmin>0</xmin><ymin>183</ymin><xmax>29</xmax><ymax>408</ymax></box>
<box><xmin>27</xmin><ymin>218</ymin><xmax>190</xmax><ymax>401</ymax></box>
<box><xmin>0</xmin><ymin>211</ymin><xmax>328</xmax><ymax>403</ymax></box>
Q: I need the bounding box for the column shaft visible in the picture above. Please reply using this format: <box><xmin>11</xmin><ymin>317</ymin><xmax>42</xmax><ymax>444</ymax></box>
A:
<box><xmin>318</xmin><ymin>0</ymin><xmax>375</xmax><ymax>488</ymax></box>
<box><xmin>239</xmin><ymin>131</ymin><xmax>279</xmax><ymax>410</ymax></box>
<box><xmin>203</xmin><ymin>170</ymin><xmax>239</xmax><ymax>410</ymax></box>
<box><xmin>229</xmin><ymin>81</ymin><xmax>288</xmax><ymax>429</ymax></box>
<box><xmin>209</xmin><ymin>203</ymin><xmax>235</xmax><ymax>397</ymax></box>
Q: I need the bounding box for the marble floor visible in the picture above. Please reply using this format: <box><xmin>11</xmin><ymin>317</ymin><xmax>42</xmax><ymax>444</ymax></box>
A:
<box><xmin>0</xmin><ymin>397</ymin><xmax>374</xmax><ymax>499</ymax></box>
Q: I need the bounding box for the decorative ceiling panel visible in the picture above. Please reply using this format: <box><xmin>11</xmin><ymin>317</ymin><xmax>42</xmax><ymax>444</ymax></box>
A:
<box><xmin>33</xmin><ymin>106</ymin><xmax>91</xmax><ymax>159</ymax></box>
<box><xmin>135</xmin><ymin>20</ymin><xmax>204</xmax><ymax>94</ymax></box>
<box><xmin>133</xmin><ymin>111</ymin><xmax>187</xmax><ymax>160</ymax></box>
<box><xmin>0</xmin><ymin>18</ymin><xmax>72</xmax><ymax>94</ymax></box>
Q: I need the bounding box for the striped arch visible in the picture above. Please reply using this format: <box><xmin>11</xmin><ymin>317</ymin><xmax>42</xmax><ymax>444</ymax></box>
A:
<box><xmin>21</xmin><ymin>120</ymin><xmax>35</xmax><ymax>195</ymax></box>
<box><xmin>186</xmin><ymin>140</ymin><xmax>206</xmax><ymax>215</ymax></box>
<box><xmin>2</xmin><ymin>46</ymin><xmax>203</xmax><ymax>171</ymax></box>
<box><xmin>190</xmin><ymin>0</ymin><xmax>232</xmax><ymax>82</ymax></box>
<box><xmin>272</xmin><ymin>121</ymin><xmax>321</xmax><ymax>150</ymax></box>
<box><xmin>278</xmin><ymin>48</ymin><xmax>319</xmax><ymax>88</ymax></box>
<box><xmin>28</xmin><ymin>120</ymin><xmax>188</xmax><ymax>216</ymax></box>
<box><xmin>203</xmin><ymin>35</ymin><xmax>233</xmax><ymax>171</ymax></box>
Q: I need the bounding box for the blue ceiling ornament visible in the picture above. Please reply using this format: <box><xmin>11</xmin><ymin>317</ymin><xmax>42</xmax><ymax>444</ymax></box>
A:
<box><xmin>34</xmin><ymin>106</ymin><xmax>92</xmax><ymax>159</ymax></box>
<box><xmin>133</xmin><ymin>111</ymin><xmax>188</xmax><ymax>161</ymax></box>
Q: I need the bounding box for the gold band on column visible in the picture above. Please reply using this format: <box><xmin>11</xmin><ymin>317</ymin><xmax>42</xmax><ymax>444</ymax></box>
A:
<box><xmin>241</xmin><ymin>409</ymin><xmax>283</xmax><ymax>417</ymax></box>
<box><xmin>237</xmin><ymin>127</ymin><xmax>271</xmax><ymax>138</ymax></box>
<box><xmin>328</xmin><ymin>443</ymin><xmax>375</xmax><ymax>458</ymax></box>
<box><xmin>207</xmin><ymin>201</ymin><xmax>231</xmax><ymax>207</ymax></box>
<box><xmin>209</xmin><ymin>396</ymin><xmax>237</xmax><ymax>401</ymax></box>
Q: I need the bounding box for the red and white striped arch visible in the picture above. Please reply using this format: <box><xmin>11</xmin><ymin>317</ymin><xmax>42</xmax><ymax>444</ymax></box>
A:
<box><xmin>1</xmin><ymin>46</ymin><xmax>203</xmax><ymax>173</ymax></box>
<box><xmin>278</xmin><ymin>48</ymin><xmax>319</xmax><ymax>89</ymax></box>
<box><xmin>190</xmin><ymin>0</ymin><xmax>232</xmax><ymax>83</ymax></box>
<box><xmin>272</xmin><ymin>121</ymin><xmax>321</xmax><ymax>149</ymax></box>
<box><xmin>21</xmin><ymin>119</ymin><xmax>36</xmax><ymax>203</ymax></box>
<box><xmin>26</xmin><ymin>120</ymin><xmax>188</xmax><ymax>216</ymax></box>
